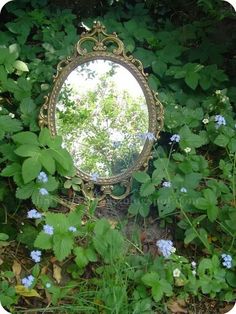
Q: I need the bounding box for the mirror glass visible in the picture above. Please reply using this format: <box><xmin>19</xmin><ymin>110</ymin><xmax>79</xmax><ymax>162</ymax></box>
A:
<box><xmin>55</xmin><ymin>59</ymin><xmax>149</xmax><ymax>178</ymax></box>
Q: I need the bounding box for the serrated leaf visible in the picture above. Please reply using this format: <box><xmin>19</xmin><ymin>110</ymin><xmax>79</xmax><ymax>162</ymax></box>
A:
<box><xmin>34</xmin><ymin>231</ymin><xmax>53</xmax><ymax>250</ymax></box>
<box><xmin>214</xmin><ymin>134</ymin><xmax>229</xmax><ymax>147</ymax></box>
<box><xmin>74</xmin><ymin>247</ymin><xmax>89</xmax><ymax>268</ymax></box>
<box><xmin>133</xmin><ymin>171</ymin><xmax>150</xmax><ymax>183</ymax></box>
<box><xmin>140</xmin><ymin>181</ymin><xmax>155</xmax><ymax>197</ymax></box>
<box><xmin>22</xmin><ymin>156</ymin><xmax>41</xmax><ymax>183</ymax></box>
<box><xmin>13</xmin><ymin>60</ymin><xmax>29</xmax><ymax>72</ymax></box>
<box><xmin>16</xmin><ymin>182</ymin><xmax>35</xmax><ymax>199</ymax></box>
<box><xmin>53</xmin><ymin>234</ymin><xmax>73</xmax><ymax>261</ymax></box>
<box><xmin>39</xmin><ymin>150</ymin><xmax>55</xmax><ymax>174</ymax></box>
<box><xmin>15</xmin><ymin>285</ymin><xmax>41</xmax><ymax>298</ymax></box>
<box><xmin>1</xmin><ymin>163</ymin><xmax>21</xmax><ymax>177</ymax></box>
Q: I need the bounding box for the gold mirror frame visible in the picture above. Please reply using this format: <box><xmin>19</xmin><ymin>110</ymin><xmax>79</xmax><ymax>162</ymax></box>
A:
<box><xmin>39</xmin><ymin>21</ymin><xmax>164</xmax><ymax>199</ymax></box>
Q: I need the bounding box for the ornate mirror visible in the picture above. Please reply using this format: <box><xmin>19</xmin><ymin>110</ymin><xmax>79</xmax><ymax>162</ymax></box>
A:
<box><xmin>39</xmin><ymin>22</ymin><xmax>164</xmax><ymax>199</ymax></box>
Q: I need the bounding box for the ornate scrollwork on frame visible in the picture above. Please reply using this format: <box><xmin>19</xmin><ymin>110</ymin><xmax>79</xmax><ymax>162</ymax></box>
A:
<box><xmin>39</xmin><ymin>21</ymin><xmax>164</xmax><ymax>200</ymax></box>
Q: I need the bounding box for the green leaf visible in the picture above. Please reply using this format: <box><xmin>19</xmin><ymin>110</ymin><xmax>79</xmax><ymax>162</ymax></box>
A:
<box><xmin>185</xmin><ymin>72</ymin><xmax>199</xmax><ymax>89</ymax></box>
<box><xmin>1</xmin><ymin>163</ymin><xmax>21</xmax><ymax>177</ymax></box>
<box><xmin>16</xmin><ymin>182</ymin><xmax>35</xmax><ymax>199</ymax></box>
<box><xmin>207</xmin><ymin>205</ymin><xmax>219</xmax><ymax>222</ymax></box>
<box><xmin>142</xmin><ymin>272</ymin><xmax>159</xmax><ymax>287</ymax></box>
<box><xmin>0</xmin><ymin>116</ymin><xmax>22</xmax><ymax>133</ymax></box>
<box><xmin>34</xmin><ymin>231</ymin><xmax>53</xmax><ymax>250</ymax></box>
<box><xmin>133</xmin><ymin>171</ymin><xmax>150</xmax><ymax>183</ymax></box>
<box><xmin>14</xmin><ymin>144</ymin><xmax>40</xmax><ymax>157</ymax></box>
<box><xmin>0</xmin><ymin>233</ymin><xmax>9</xmax><ymax>241</ymax></box>
<box><xmin>13</xmin><ymin>60</ymin><xmax>29</xmax><ymax>72</ymax></box>
<box><xmin>22</xmin><ymin>156</ymin><xmax>42</xmax><ymax>183</ymax></box>
<box><xmin>152</xmin><ymin>60</ymin><xmax>167</xmax><ymax>77</ymax></box>
<box><xmin>140</xmin><ymin>181</ymin><xmax>155</xmax><ymax>197</ymax></box>
<box><xmin>38</xmin><ymin>128</ymin><xmax>53</xmax><ymax>146</ymax></box>
<box><xmin>53</xmin><ymin>234</ymin><xmax>74</xmax><ymax>261</ymax></box>
<box><xmin>39</xmin><ymin>150</ymin><xmax>56</xmax><ymax>174</ymax></box>
<box><xmin>214</xmin><ymin>134</ymin><xmax>230</xmax><ymax>147</ymax></box>
<box><xmin>17</xmin><ymin>225</ymin><xmax>38</xmax><ymax>249</ymax></box>
<box><xmin>74</xmin><ymin>247</ymin><xmax>89</xmax><ymax>268</ymax></box>
<box><xmin>226</xmin><ymin>271</ymin><xmax>236</xmax><ymax>288</ymax></box>
<box><xmin>12</xmin><ymin>131</ymin><xmax>39</xmax><ymax>145</ymax></box>
<box><xmin>184</xmin><ymin>228</ymin><xmax>197</xmax><ymax>244</ymax></box>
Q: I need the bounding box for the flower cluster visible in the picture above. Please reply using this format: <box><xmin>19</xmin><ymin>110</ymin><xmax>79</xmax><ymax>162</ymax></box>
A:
<box><xmin>43</xmin><ymin>224</ymin><xmax>54</xmax><ymax>235</ymax></box>
<box><xmin>170</xmin><ymin>134</ymin><xmax>180</xmax><ymax>143</ymax></box>
<box><xmin>27</xmin><ymin>209</ymin><xmax>42</xmax><ymax>219</ymax></box>
<box><xmin>22</xmin><ymin>275</ymin><xmax>34</xmax><ymax>288</ymax></box>
<box><xmin>221</xmin><ymin>254</ymin><xmax>232</xmax><ymax>269</ymax></box>
<box><xmin>37</xmin><ymin>171</ymin><xmax>48</xmax><ymax>183</ymax></box>
<box><xmin>156</xmin><ymin>239</ymin><xmax>176</xmax><ymax>258</ymax></box>
<box><xmin>215</xmin><ymin>115</ymin><xmax>226</xmax><ymax>127</ymax></box>
<box><xmin>162</xmin><ymin>181</ymin><xmax>171</xmax><ymax>188</ymax></box>
<box><xmin>30</xmin><ymin>250</ymin><xmax>42</xmax><ymax>263</ymax></box>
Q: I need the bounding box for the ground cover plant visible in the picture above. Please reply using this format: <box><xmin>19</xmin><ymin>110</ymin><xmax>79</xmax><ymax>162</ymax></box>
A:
<box><xmin>0</xmin><ymin>0</ymin><xmax>236</xmax><ymax>313</ymax></box>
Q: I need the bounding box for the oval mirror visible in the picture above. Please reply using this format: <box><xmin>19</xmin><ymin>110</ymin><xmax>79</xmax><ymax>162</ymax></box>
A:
<box><xmin>39</xmin><ymin>22</ymin><xmax>164</xmax><ymax>199</ymax></box>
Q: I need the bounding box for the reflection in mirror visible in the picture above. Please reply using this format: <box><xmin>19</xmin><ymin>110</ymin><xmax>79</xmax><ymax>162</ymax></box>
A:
<box><xmin>55</xmin><ymin>59</ymin><xmax>149</xmax><ymax>178</ymax></box>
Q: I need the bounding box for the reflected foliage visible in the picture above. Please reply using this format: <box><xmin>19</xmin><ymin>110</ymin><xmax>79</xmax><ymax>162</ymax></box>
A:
<box><xmin>56</xmin><ymin>60</ymin><xmax>148</xmax><ymax>177</ymax></box>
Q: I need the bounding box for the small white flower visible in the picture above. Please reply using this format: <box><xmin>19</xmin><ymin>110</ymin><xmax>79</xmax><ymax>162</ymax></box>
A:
<box><xmin>202</xmin><ymin>118</ymin><xmax>209</xmax><ymax>124</ymax></box>
<box><xmin>192</xmin><ymin>270</ymin><xmax>196</xmax><ymax>276</ymax></box>
<box><xmin>162</xmin><ymin>181</ymin><xmax>171</xmax><ymax>188</ymax></box>
<box><xmin>46</xmin><ymin>282</ymin><xmax>51</xmax><ymax>288</ymax></box>
<box><xmin>0</xmin><ymin>106</ymin><xmax>2</xmax><ymax>111</ymax></box>
<box><xmin>173</xmin><ymin>268</ymin><xmax>181</xmax><ymax>277</ymax></box>
<box><xmin>215</xmin><ymin>90</ymin><xmax>221</xmax><ymax>95</ymax></box>
<box><xmin>180</xmin><ymin>187</ymin><xmax>187</xmax><ymax>193</ymax></box>
<box><xmin>184</xmin><ymin>147</ymin><xmax>191</xmax><ymax>153</ymax></box>
<box><xmin>191</xmin><ymin>261</ymin><xmax>197</xmax><ymax>268</ymax></box>
<box><xmin>9</xmin><ymin>113</ymin><xmax>15</xmax><ymax>118</ymax></box>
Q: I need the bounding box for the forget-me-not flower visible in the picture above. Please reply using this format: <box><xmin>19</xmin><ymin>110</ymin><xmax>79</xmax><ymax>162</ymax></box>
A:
<box><xmin>170</xmin><ymin>134</ymin><xmax>180</xmax><ymax>143</ymax></box>
<box><xmin>221</xmin><ymin>253</ymin><xmax>232</xmax><ymax>269</ymax></box>
<box><xmin>39</xmin><ymin>188</ymin><xmax>49</xmax><ymax>196</ymax></box>
<box><xmin>215</xmin><ymin>115</ymin><xmax>226</xmax><ymax>127</ymax></box>
<box><xmin>22</xmin><ymin>275</ymin><xmax>34</xmax><ymax>288</ymax></box>
<box><xmin>27</xmin><ymin>209</ymin><xmax>42</xmax><ymax>219</ymax></box>
<box><xmin>43</xmin><ymin>224</ymin><xmax>54</xmax><ymax>235</ymax></box>
<box><xmin>156</xmin><ymin>239</ymin><xmax>176</xmax><ymax>258</ymax></box>
<box><xmin>37</xmin><ymin>171</ymin><xmax>48</xmax><ymax>183</ymax></box>
<box><xmin>30</xmin><ymin>250</ymin><xmax>42</xmax><ymax>263</ymax></box>
<box><xmin>68</xmin><ymin>226</ymin><xmax>77</xmax><ymax>232</ymax></box>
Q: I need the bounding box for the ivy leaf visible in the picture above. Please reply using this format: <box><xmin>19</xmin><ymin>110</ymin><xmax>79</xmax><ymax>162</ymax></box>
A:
<box><xmin>22</xmin><ymin>156</ymin><xmax>41</xmax><ymax>183</ymax></box>
<box><xmin>53</xmin><ymin>234</ymin><xmax>74</xmax><ymax>261</ymax></box>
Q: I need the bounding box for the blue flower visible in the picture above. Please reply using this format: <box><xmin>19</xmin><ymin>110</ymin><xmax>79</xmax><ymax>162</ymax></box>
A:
<box><xmin>162</xmin><ymin>181</ymin><xmax>171</xmax><ymax>188</ymax></box>
<box><xmin>37</xmin><ymin>171</ymin><xmax>48</xmax><ymax>183</ymax></box>
<box><xmin>170</xmin><ymin>134</ymin><xmax>180</xmax><ymax>143</ymax></box>
<box><xmin>137</xmin><ymin>132</ymin><xmax>156</xmax><ymax>141</ymax></box>
<box><xmin>215</xmin><ymin>115</ymin><xmax>226</xmax><ymax>127</ymax></box>
<box><xmin>30</xmin><ymin>250</ymin><xmax>42</xmax><ymax>263</ymax></box>
<box><xmin>156</xmin><ymin>239</ymin><xmax>176</xmax><ymax>258</ymax></box>
<box><xmin>180</xmin><ymin>187</ymin><xmax>187</xmax><ymax>193</ymax></box>
<box><xmin>43</xmin><ymin>224</ymin><xmax>54</xmax><ymax>235</ymax></box>
<box><xmin>221</xmin><ymin>253</ymin><xmax>232</xmax><ymax>269</ymax></box>
<box><xmin>39</xmin><ymin>188</ymin><xmax>49</xmax><ymax>196</ymax></box>
<box><xmin>27</xmin><ymin>209</ymin><xmax>42</xmax><ymax>219</ymax></box>
<box><xmin>22</xmin><ymin>275</ymin><xmax>34</xmax><ymax>288</ymax></box>
<box><xmin>68</xmin><ymin>226</ymin><xmax>77</xmax><ymax>232</ymax></box>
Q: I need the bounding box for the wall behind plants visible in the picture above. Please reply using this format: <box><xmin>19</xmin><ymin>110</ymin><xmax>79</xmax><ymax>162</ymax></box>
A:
<box><xmin>0</xmin><ymin>0</ymin><xmax>236</xmax><ymax>311</ymax></box>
